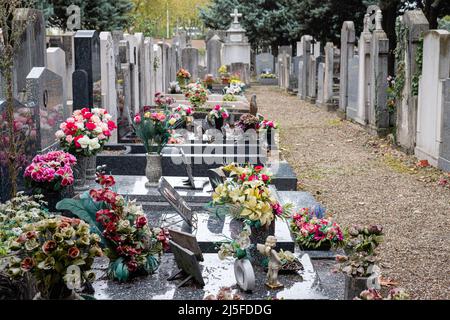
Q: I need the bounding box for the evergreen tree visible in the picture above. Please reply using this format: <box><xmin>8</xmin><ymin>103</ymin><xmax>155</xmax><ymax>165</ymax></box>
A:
<box><xmin>35</xmin><ymin>0</ymin><xmax>134</xmax><ymax>31</ymax></box>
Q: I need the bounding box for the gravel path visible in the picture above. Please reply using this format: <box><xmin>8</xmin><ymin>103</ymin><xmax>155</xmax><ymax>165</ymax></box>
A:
<box><xmin>246</xmin><ymin>85</ymin><xmax>450</xmax><ymax>300</ymax></box>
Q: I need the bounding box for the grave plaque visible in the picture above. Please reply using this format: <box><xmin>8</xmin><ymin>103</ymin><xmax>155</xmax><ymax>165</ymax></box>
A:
<box><xmin>158</xmin><ymin>177</ymin><xmax>197</xmax><ymax>229</ymax></box>
<box><xmin>168</xmin><ymin>228</ymin><xmax>204</xmax><ymax>261</ymax></box>
<box><xmin>168</xmin><ymin>240</ymin><xmax>205</xmax><ymax>287</ymax></box>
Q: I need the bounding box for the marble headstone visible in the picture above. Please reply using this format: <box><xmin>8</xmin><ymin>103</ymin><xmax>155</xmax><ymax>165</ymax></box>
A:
<box><xmin>339</xmin><ymin>21</ymin><xmax>356</xmax><ymax>117</ymax></box>
<box><xmin>207</xmin><ymin>35</ymin><xmax>222</xmax><ymax>78</ymax></box>
<box><xmin>181</xmin><ymin>47</ymin><xmax>199</xmax><ymax>81</ymax></box>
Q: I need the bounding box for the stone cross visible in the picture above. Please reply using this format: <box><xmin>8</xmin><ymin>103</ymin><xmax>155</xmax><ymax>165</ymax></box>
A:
<box><xmin>230</xmin><ymin>8</ymin><xmax>242</xmax><ymax>24</ymax></box>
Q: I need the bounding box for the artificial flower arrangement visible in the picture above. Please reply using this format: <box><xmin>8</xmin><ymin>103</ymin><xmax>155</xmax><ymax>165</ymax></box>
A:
<box><xmin>259</xmin><ymin>119</ymin><xmax>279</xmax><ymax>130</ymax></box>
<box><xmin>184</xmin><ymin>82</ymin><xmax>208</xmax><ymax>110</ymax></box>
<box><xmin>222</xmin><ymin>163</ymin><xmax>272</xmax><ymax>185</ymax></box>
<box><xmin>334</xmin><ymin>225</ymin><xmax>384</xmax><ymax>277</ymax></box>
<box><xmin>0</xmin><ymin>193</ymin><xmax>48</xmax><ymax>257</ymax></box>
<box><xmin>354</xmin><ymin>288</ymin><xmax>410</xmax><ymax>300</ymax></box>
<box><xmin>223</xmin><ymin>93</ymin><xmax>238</xmax><ymax>102</ymax></box>
<box><xmin>132</xmin><ymin>110</ymin><xmax>183</xmax><ymax>154</ymax></box>
<box><xmin>176</xmin><ymin>68</ymin><xmax>191</xmax><ymax>81</ymax></box>
<box><xmin>56</xmin><ymin>171</ymin><xmax>169</xmax><ymax>282</ymax></box>
<box><xmin>154</xmin><ymin>92</ymin><xmax>176</xmax><ymax>109</ymax></box>
<box><xmin>3</xmin><ymin>215</ymin><xmax>103</xmax><ymax>299</ymax></box>
<box><xmin>218</xmin><ymin>65</ymin><xmax>230</xmax><ymax>84</ymax></box>
<box><xmin>290</xmin><ymin>208</ymin><xmax>344</xmax><ymax>250</ymax></box>
<box><xmin>204</xmin><ymin>74</ymin><xmax>215</xmax><ymax>88</ymax></box>
<box><xmin>172</xmin><ymin>104</ymin><xmax>194</xmax><ymax>126</ymax></box>
<box><xmin>236</xmin><ymin>113</ymin><xmax>260</xmax><ymax>132</ymax></box>
<box><xmin>208</xmin><ymin>105</ymin><xmax>229</xmax><ymax>122</ymax></box>
<box><xmin>260</xmin><ymin>73</ymin><xmax>276</xmax><ymax>79</ymax></box>
<box><xmin>209</xmin><ymin>164</ymin><xmax>290</xmax><ymax>228</ymax></box>
<box><xmin>55</xmin><ymin>108</ymin><xmax>117</xmax><ymax>157</ymax></box>
<box><xmin>24</xmin><ymin>151</ymin><xmax>76</xmax><ymax>193</ymax></box>
<box><xmin>217</xmin><ymin>229</ymin><xmax>251</xmax><ymax>261</ymax></box>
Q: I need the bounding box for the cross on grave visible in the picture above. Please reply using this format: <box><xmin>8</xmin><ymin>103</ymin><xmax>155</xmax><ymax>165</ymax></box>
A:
<box><xmin>230</xmin><ymin>8</ymin><xmax>242</xmax><ymax>24</ymax></box>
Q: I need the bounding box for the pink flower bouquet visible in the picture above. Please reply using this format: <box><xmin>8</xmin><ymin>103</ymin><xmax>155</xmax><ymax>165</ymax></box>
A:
<box><xmin>24</xmin><ymin>151</ymin><xmax>77</xmax><ymax>192</ymax></box>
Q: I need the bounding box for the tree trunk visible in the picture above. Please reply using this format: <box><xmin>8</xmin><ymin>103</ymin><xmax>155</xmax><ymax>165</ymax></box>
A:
<box><xmin>5</xmin><ymin>64</ymin><xmax>18</xmax><ymax>199</ymax></box>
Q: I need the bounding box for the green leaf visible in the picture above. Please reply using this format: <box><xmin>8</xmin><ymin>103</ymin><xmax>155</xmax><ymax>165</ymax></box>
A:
<box><xmin>55</xmin><ymin>198</ymin><xmax>103</xmax><ymax>238</ymax></box>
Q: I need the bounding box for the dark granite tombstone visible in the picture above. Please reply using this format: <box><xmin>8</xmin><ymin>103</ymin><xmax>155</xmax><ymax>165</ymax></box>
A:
<box><xmin>207</xmin><ymin>168</ymin><xmax>227</xmax><ymax>189</ymax></box>
<box><xmin>0</xmin><ymin>99</ymin><xmax>38</xmax><ymax>202</ymax></box>
<box><xmin>250</xmin><ymin>94</ymin><xmax>257</xmax><ymax>115</ymax></box>
<box><xmin>12</xmin><ymin>9</ymin><xmax>46</xmax><ymax>97</ymax></box>
<box><xmin>72</xmin><ymin>70</ymin><xmax>89</xmax><ymax>110</ymax></box>
<box><xmin>73</xmin><ymin>30</ymin><xmax>101</xmax><ymax>109</ymax></box>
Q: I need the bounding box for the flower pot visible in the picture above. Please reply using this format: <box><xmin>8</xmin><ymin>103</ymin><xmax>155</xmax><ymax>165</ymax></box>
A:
<box><xmin>266</xmin><ymin>128</ymin><xmax>273</xmax><ymax>151</ymax></box>
<box><xmin>215</xmin><ymin>117</ymin><xmax>224</xmax><ymax>130</ymax></box>
<box><xmin>299</xmin><ymin>241</ymin><xmax>332</xmax><ymax>251</ymax></box>
<box><xmin>85</xmin><ymin>155</ymin><xmax>97</xmax><ymax>183</ymax></box>
<box><xmin>73</xmin><ymin>156</ymin><xmax>88</xmax><ymax>192</ymax></box>
<box><xmin>41</xmin><ymin>190</ymin><xmax>65</xmax><ymax>213</ymax></box>
<box><xmin>249</xmin><ymin>220</ymin><xmax>275</xmax><ymax>268</ymax></box>
<box><xmin>344</xmin><ymin>275</ymin><xmax>369</xmax><ymax>300</ymax></box>
<box><xmin>35</xmin><ymin>280</ymin><xmax>78</xmax><ymax>300</ymax></box>
<box><xmin>145</xmin><ymin>153</ymin><xmax>162</xmax><ymax>187</ymax></box>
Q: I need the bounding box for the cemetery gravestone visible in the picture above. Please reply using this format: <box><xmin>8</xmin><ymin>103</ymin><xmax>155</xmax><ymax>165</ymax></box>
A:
<box><xmin>73</xmin><ymin>30</ymin><xmax>101</xmax><ymax>110</ymax></box>
<box><xmin>438</xmin><ymin>79</ymin><xmax>450</xmax><ymax>172</ymax></box>
<box><xmin>25</xmin><ymin>67</ymin><xmax>66</xmax><ymax>152</ymax></box>
<box><xmin>46</xmin><ymin>47</ymin><xmax>67</xmax><ymax>112</ymax></box>
<box><xmin>339</xmin><ymin>21</ymin><xmax>356</xmax><ymax>118</ymax></box>
<box><xmin>47</xmin><ymin>32</ymin><xmax>75</xmax><ymax>101</ymax></box>
<box><xmin>100</xmin><ymin>32</ymin><xmax>118</xmax><ymax>143</ymax></box>
<box><xmin>368</xmin><ymin>11</ymin><xmax>390</xmax><ymax>136</ymax></box>
<box><xmin>124</xmin><ymin>34</ymin><xmax>140</xmax><ymax>114</ymax></box>
<box><xmin>300</xmin><ymin>35</ymin><xmax>313</xmax><ymax>100</ymax></box>
<box><xmin>154</xmin><ymin>44</ymin><xmax>163</xmax><ymax>94</ymax></box>
<box><xmin>207</xmin><ymin>35</ymin><xmax>223</xmax><ymax>78</ymax></box>
<box><xmin>415</xmin><ymin>30</ymin><xmax>450</xmax><ymax>167</ymax></box>
<box><xmin>222</xmin><ymin>9</ymin><xmax>251</xmax><ymax>66</ymax></box>
<box><xmin>181</xmin><ymin>47</ymin><xmax>199</xmax><ymax>81</ymax></box>
<box><xmin>356</xmin><ymin>14</ymin><xmax>372</xmax><ymax>125</ymax></box>
<box><xmin>256</xmin><ymin>53</ymin><xmax>275</xmax><ymax>76</ymax></box>
<box><xmin>13</xmin><ymin>9</ymin><xmax>46</xmax><ymax>97</ymax></box>
<box><xmin>396</xmin><ymin>10</ymin><xmax>429</xmax><ymax>153</ymax></box>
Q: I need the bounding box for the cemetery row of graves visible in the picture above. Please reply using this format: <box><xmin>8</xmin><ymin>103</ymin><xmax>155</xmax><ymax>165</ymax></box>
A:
<box><xmin>0</xmin><ymin>4</ymin><xmax>447</xmax><ymax>301</ymax></box>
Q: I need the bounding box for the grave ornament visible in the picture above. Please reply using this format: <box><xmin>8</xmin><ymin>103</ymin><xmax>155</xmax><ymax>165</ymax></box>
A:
<box><xmin>257</xmin><ymin>236</ymin><xmax>284</xmax><ymax>289</ymax></box>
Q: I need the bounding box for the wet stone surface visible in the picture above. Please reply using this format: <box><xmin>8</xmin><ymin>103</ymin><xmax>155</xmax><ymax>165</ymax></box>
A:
<box><xmin>92</xmin><ymin>252</ymin><xmax>341</xmax><ymax>300</ymax></box>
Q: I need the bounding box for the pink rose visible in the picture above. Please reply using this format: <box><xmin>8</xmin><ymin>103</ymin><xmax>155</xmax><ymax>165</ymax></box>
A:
<box><xmin>214</xmin><ymin>105</ymin><xmax>221</xmax><ymax>111</ymax></box>
<box><xmin>134</xmin><ymin>115</ymin><xmax>141</xmax><ymax>124</ymax></box>
<box><xmin>66</xmin><ymin>135</ymin><xmax>74</xmax><ymax>143</ymax></box>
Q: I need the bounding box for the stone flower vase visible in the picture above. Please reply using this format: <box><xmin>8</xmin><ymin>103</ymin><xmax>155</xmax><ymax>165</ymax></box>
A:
<box><xmin>85</xmin><ymin>155</ymin><xmax>97</xmax><ymax>183</ymax></box>
<box><xmin>234</xmin><ymin>259</ymin><xmax>255</xmax><ymax>292</ymax></box>
<box><xmin>249</xmin><ymin>220</ymin><xmax>275</xmax><ymax>268</ymax></box>
<box><xmin>215</xmin><ymin>117</ymin><xmax>224</xmax><ymax>130</ymax></box>
<box><xmin>344</xmin><ymin>275</ymin><xmax>368</xmax><ymax>300</ymax></box>
<box><xmin>266</xmin><ymin>128</ymin><xmax>273</xmax><ymax>151</ymax></box>
<box><xmin>145</xmin><ymin>153</ymin><xmax>162</xmax><ymax>187</ymax></box>
<box><xmin>73</xmin><ymin>155</ymin><xmax>88</xmax><ymax>192</ymax></box>
<box><xmin>34</xmin><ymin>279</ymin><xmax>79</xmax><ymax>300</ymax></box>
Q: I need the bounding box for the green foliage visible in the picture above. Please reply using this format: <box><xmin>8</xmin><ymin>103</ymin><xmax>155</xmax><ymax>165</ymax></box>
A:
<box><xmin>55</xmin><ymin>191</ymin><xmax>105</xmax><ymax>239</ymax></box>
<box><xmin>36</xmin><ymin>0</ymin><xmax>134</xmax><ymax>30</ymax></box>
<box><xmin>411</xmin><ymin>37</ymin><xmax>423</xmax><ymax>96</ymax></box>
<box><xmin>438</xmin><ymin>15</ymin><xmax>450</xmax><ymax>31</ymax></box>
<box><xmin>200</xmin><ymin>0</ymin><xmax>369</xmax><ymax>49</ymax></box>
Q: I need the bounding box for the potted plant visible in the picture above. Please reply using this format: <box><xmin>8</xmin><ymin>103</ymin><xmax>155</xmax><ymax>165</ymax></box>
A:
<box><xmin>56</xmin><ymin>172</ymin><xmax>169</xmax><ymax>282</ymax></box>
<box><xmin>236</xmin><ymin>113</ymin><xmax>260</xmax><ymax>132</ymax></box>
<box><xmin>184</xmin><ymin>82</ymin><xmax>208</xmax><ymax>111</ymax></box>
<box><xmin>132</xmin><ymin>110</ymin><xmax>182</xmax><ymax>186</ymax></box>
<box><xmin>55</xmin><ymin>108</ymin><xmax>117</xmax><ymax>189</ymax></box>
<box><xmin>3</xmin><ymin>215</ymin><xmax>103</xmax><ymax>299</ymax></box>
<box><xmin>176</xmin><ymin>68</ymin><xmax>191</xmax><ymax>89</ymax></box>
<box><xmin>218</xmin><ymin>65</ymin><xmax>229</xmax><ymax>85</ymax></box>
<box><xmin>208</xmin><ymin>105</ymin><xmax>229</xmax><ymax>130</ymax></box>
<box><xmin>208</xmin><ymin>163</ymin><xmax>292</xmax><ymax>266</ymax></box>
<box><xmin>204</xmin><ymin>74</ymin><xmax>215</xmax><ymax>90</ymax></box>
<box><xmin>289</xmin><ymin>207</ymin><xmax>344</xmax><ymax>251</ymax></box>
<box><xmin>23</xmin><ymin>151</ymin><xmax>77</xmax><ymax>212</ymax></box>
<box><xmin>258</xmin><ymin>119</ymin><xmax>279</xmax><ymax>151</ymax></box>
<box><xmin>334</xmin><ymin>224</ymin><xmax>384</xmax><ymax>300</ymax></box>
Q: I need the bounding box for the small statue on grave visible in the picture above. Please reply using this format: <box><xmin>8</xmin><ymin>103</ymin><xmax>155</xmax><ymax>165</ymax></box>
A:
<box><xmin>257</xmin><ymin>236</ymin><xmax>284</xmax><ymax>289</ymax></box>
